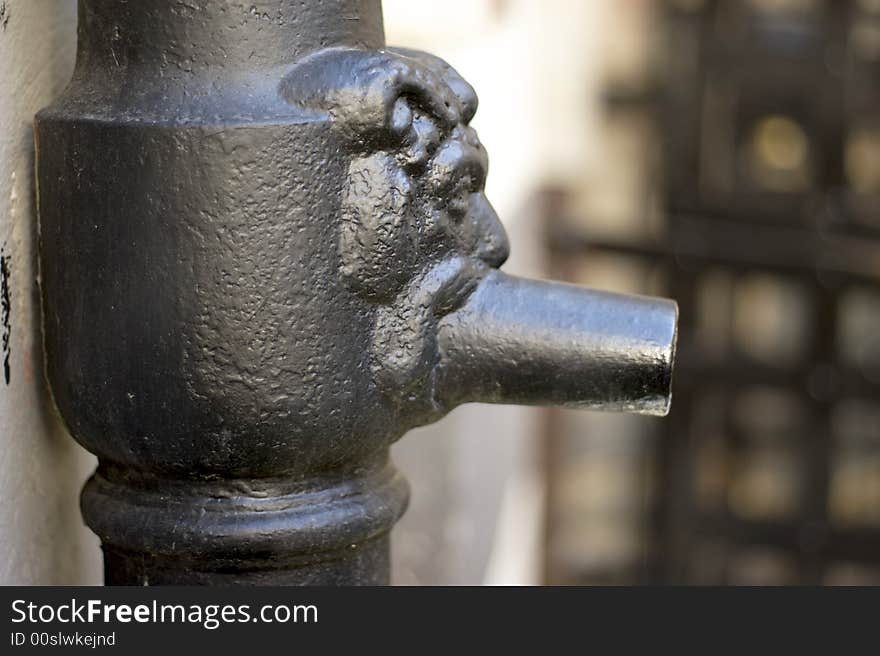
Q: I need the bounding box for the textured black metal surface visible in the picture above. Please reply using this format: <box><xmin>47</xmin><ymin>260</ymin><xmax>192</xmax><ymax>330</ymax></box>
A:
<box><xmin>36</xmin><ymin>0</ymin><xmax>677</xmax><ymax>585</ymax></box>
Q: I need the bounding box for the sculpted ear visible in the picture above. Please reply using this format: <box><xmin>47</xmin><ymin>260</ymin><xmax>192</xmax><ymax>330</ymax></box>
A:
<box><xmin>386</xmin><ymin>47</ymin><xmax>478</xmax><ymax>124</ymax></box>
<box><xmin>280</xmin><ymin>48</ymin><xmax>465</xmax><ymax>148</ymax></box>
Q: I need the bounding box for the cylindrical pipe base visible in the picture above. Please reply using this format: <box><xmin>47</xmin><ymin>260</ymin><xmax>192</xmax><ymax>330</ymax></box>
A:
<box><xmin>82</xmin><ymin>456</ymin><xmax>409</xmax><ymax>586</ymax></box>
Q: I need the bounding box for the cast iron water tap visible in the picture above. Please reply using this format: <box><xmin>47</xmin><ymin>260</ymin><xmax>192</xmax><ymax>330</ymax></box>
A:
<box><xmin>35</xmin><ymin>0</ymin><xmax>677</xmax><ymax>584</ymax></box>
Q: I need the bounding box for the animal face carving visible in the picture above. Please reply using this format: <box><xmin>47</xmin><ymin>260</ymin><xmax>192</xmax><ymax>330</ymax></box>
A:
<box><xmin>283</xmin><ymin>48</ymin><xmax>509</xmax><ymax>425</ymax></box>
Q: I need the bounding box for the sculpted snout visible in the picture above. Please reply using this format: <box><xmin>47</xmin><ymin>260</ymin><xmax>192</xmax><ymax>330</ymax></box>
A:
<box><xmin>284</xmin><ymin>46</ymin><xmax>677</xmax><ymax>429</ymax></box>
<box><xmin>465</xmin><ymin>193</ymin><xmax>509</xmax><ymax>269</ymax></box>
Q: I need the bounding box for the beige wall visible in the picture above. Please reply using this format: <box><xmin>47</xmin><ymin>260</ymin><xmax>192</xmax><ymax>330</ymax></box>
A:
<box><xmin>0</xmin><ymin>0</ymin><xmax>102</xmax><ymax>585</ymax></box>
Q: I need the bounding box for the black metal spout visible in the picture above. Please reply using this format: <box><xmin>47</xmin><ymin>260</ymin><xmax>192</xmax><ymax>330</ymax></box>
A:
<box><xmin>437</xmin><ymin>271</ymin><xmax>677</xmax><ymax>416</ymax></box>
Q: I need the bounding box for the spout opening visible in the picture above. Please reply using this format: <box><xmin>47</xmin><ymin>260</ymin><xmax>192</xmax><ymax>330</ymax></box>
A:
<box><xmin>645</xmin><ymin>299</ymin><xmax>678</xmax><ymax>417</ymax></box>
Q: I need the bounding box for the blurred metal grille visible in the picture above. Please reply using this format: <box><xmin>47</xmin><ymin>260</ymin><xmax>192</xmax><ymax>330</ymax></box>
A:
<box><xmin>543</xmin><ymin>0</ymin><xmax>880</xmax><ymax>585</ymax></box>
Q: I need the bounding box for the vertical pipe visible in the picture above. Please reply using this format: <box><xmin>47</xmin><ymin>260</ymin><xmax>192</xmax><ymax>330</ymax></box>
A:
<box><xmin>37</xmin><ymin>0</ymin><xmax>406</xmax><ymax>585</ymax></box>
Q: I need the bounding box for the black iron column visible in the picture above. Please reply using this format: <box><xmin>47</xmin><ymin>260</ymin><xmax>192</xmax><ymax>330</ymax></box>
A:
<box><xmin>36</xmin><ymin>0</ymin><xmax>678</xmax><ymax>585</ymax></box>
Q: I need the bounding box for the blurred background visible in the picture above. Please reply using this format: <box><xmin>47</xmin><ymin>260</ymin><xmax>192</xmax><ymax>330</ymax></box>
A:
<box><xmin>1</xmin><ymin>0</ymin><xmax>879</xmax><ymax>585</ymax></box>
<box><xmin>387</xmin><ymin>0</ymin><xmax>880</xmax><ymax>585</ymax></box>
